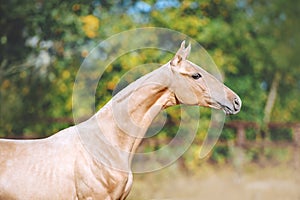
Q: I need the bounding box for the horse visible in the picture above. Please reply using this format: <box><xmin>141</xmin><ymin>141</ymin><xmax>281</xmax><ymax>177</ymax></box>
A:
<box><xmin>0</xmin><ymin>41</ymin><xmax>241</xmax><ymax>199</ymax></box>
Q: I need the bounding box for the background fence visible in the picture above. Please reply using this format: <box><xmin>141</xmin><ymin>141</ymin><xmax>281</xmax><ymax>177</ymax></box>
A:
<box><xmin>4</xmin><ymin>118</ymin><xmax>299</xmax><ymax>173</ymax></box>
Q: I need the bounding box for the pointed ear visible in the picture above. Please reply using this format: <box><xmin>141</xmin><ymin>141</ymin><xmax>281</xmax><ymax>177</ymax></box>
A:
<box><xmin>170</xmin><ymin>41</ymin><xmax>191</xmax><ymax>66</ymax></box>
<box><xmin>184</xmin><ymin>43</ymin><xmax>191</xmax><ymax>58</ymax></box>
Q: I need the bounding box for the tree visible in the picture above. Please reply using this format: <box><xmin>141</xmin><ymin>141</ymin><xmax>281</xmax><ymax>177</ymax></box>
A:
<box><xmin>1</xmin><ymin>0</ymin><xmax>299</xmax><ymax>140</ymax></box>
<box><xmin>242</xmin><ymin>0</ymin><xmax>300</xmax><ymax>134</ymax></box>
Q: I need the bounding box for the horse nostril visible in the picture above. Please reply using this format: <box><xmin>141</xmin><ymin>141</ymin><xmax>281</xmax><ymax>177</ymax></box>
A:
<box><xmin>233</xmin><ymin>97</ymin><xmax>241</xmax><ymax>111</ymax></box>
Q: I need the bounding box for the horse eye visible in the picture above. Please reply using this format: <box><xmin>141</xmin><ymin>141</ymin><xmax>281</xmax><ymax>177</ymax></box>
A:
<box><xmin>191</xmin><ymin>73</ymin><xmax>202</xmax><ymax>80</ymax></box>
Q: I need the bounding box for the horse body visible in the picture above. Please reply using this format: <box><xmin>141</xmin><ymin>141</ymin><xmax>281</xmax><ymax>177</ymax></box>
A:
<box><xmin>0</xmin><ymin>126</ymin><xmax>132</xmax><ymax>200</ymax></box>
<box><xmin>0</xmin><ymin>128</ymin><xmax>78</xmax><ymax>199</ymax></box>
<box><xmin>0</xmin><ymin>41</ymin><xmax>241</xmax><ymax>199</ymax></box>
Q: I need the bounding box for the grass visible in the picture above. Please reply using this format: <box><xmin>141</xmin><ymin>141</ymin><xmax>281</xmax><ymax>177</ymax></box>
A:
<box><xmin>127</xmin><ymin>159</ymin><xmax>300</xmax><ymax>200</ymax></box>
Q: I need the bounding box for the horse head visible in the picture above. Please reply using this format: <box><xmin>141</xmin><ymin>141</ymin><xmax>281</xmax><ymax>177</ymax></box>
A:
<box><xmin>169</xmin><ymin>41</ymin><xmax>241</xmax><ymax>115</ymax></box>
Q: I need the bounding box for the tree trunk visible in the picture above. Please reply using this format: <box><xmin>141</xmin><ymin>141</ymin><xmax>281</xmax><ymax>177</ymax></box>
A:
<box><xmin>261</xmin><ymin>72</ymin><xmax>281</xmax><ymax>139</ymax></box>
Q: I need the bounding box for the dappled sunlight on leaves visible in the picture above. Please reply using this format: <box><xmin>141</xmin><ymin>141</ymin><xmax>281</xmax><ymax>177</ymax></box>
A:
<box><xmin>80</xmin><ymin>15</ymin><xmax>100</xmax><ymax>38</ymax></box>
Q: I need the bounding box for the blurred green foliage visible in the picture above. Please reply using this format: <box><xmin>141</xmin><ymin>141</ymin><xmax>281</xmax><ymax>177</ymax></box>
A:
<box><xmin>269</xmin><ymin>127</ymin><xmax>293</xmax><ymax>141</ymax></box>
<box><xmin>0</xmin><ymin>0</ymin><xmax>299</xmax><ymax>162</ymax></box>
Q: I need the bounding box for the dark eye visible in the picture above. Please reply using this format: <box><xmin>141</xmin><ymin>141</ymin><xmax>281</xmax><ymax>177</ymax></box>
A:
<box><xmin>191</xmin><ymin>73</ymin><xmax>202</xmax><ymax>80</ymax></box>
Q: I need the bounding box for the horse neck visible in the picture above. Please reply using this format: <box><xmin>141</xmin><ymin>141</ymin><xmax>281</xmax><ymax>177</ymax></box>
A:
<box><xmin>76</xmin><ymin>64</ymin><xmax>177</xmax><ymax>172</ymax></box>
<box><xmin>96</xmin><ymin>64</ymin><xmax>177</xmax><ymax>156</ymax></box>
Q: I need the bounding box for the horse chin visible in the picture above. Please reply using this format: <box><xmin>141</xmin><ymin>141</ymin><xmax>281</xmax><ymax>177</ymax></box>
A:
<box><xmin>219</xmin><ymin>103</ymin><xmax>237</xmax><ymax>115</ymax></box>
<box><xmin>222</xmin><ymin>107</ymin><xmax>234</xmax><ymax>115</ymax></box>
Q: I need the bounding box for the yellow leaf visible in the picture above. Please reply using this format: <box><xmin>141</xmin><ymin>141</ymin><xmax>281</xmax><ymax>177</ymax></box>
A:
<box><xmin>62</xmin><ymin>70</ymin><xmax>70</xmax><ymax>79</ymax></box>
<box><xmin>80</xmin><ymin>15</ymin><xmax>100</xmax><ymax>38</ymax></box>
<box><xmin>1</xmin><ymin>79</ymin><xmax>10</xmax><ymax>89</ymax></box>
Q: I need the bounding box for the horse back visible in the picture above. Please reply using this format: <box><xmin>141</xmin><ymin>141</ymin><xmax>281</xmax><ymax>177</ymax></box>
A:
<box><xmin>0</xmin><ymin>128</ymin><xmax>78</xmax><ymax>199</ymax></box>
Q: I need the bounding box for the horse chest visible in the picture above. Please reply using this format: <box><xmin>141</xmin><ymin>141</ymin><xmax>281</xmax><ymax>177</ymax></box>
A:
<box><xmin>74</xmin><ymin>147</ymin><xmax>132</xmax><ymax>200</ymax></box>
<box><xmin>75</xmin><ymin>167</ymin><xmax>132</xmax><ymax>199</ymax></box>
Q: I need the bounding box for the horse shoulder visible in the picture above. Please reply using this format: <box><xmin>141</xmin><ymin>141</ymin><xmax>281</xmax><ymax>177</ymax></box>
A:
<box><xmin>73</xmin><ymin>140</ymin><xmax>132</xmax><ymax>200</ymax></box>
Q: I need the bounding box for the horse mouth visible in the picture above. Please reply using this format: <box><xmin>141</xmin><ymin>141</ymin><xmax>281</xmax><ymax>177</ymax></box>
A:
<box><xmin>206</xmin><ymin>100</ymin><xmax>237</xmax><ymax>115</ymax></box>
<box><xmin>220</xmin><ymin>104</ymin><xmax>235</xmax><ymax>115</ymax></box>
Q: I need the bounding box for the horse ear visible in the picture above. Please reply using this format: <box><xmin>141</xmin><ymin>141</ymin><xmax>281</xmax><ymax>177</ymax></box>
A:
<box><xmin>170</xmin><ymin>41</ymin><xmax>191</xmax><ymax>66</ymax></box>
<box><xmin>185</xmin><ymin>43</ymin><xmax>191</xmax><ymax>58</ymax></box>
